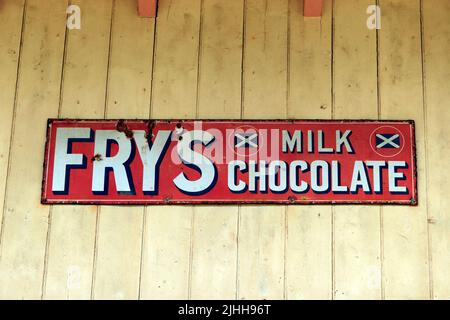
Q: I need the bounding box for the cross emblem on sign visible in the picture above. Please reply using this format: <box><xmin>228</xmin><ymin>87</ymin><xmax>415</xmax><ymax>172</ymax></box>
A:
<box><xmin>234</xmin><ymin>132</ymin><xmax>258</xmax><ymax>148</ymax></box>
<box><xmin>376</xmin><ymin>133</ymin><xmax>400</xmax><ymax>149</ymax></box>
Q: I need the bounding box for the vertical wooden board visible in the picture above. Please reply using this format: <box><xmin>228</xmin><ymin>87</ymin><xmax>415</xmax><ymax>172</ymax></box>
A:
<box><xmin>243</xmin><ymin>0</ymin><xmax>288</xmax><ymax>119</ymax></box>
<box><xmin>423</xmin><ymin>0</ymin><xmax>450</xmax><ymax>300</ymax></box>
<box><xmin>197</xmin><ymin>0</ymin><xmax>244</xmax><ymax>119</ymax></box>
<box><xmin>58</xmin><ymin>0</ymin><xmax>112</xmax><ymax>119</ymax></box>
<box><xmin>333</xmin><ymin>0</ymin><xmax>381</xmax><ymax>299</ymax></box>
<box><xmin>106</xmin><ymin>0</ymin><xmax>155</xmax><ymax>119</ymax></box>
<box><xmin>0</xmin><ymin>0</ymin><xmax>67</xmax><ymax>299</ymax></box>
<box><xmin>140</xmin><ymin>207</ymin><xmax>194</xmax><ymax>299</ymax></box>
<box><xmin>190</xmin><ymin>207</ymin><xmax>238</xmax><ymax>299</ymax></box>
<box><xmin>44</xmin><ymin>0</ymin><xmax>113</xmax><ymax>300</ymax></box>
<box><xmin>285</xmin><ymin>0</ymin><xmax>332</xmax><ymax>299</ymax></box>
<box><xmin>93</xmin><ymin>207</ymin><xmax>143</xmax><ymax>299</ymax></box>
<box><xmin>334</xmin><ymin>207</ymin><xmax>381</xmax><ymax>299</ymax></box>
<box><xmin>150</xmin><ymin>0</ymin><xmax>202</xmax><ymax>118</ymax></box>
<box><xmin>140</xmin><ymin>0</ymin><xmax>201</xmax><ymax>300</ymax></box>
<box><xmin>288</xmin><ymin>0</ymin><xmax>332</xmax><ymax>119</ymax></box>
<box><xmin>378</xmin><ymin>0</ymin><xmax>429</xmax><ymax>299</ymax></box>
<box><xmin>44</xmin><ymin>206</ymin><xmax>97</xmax><ymax>299</ymax></box>
<box><xmin>286</xmin><ymin>206</ymin><xmax>332</xmax><ymax>299</ymax></box>
<box><xmin>93</xmin><ymin>0</ymin><xmax>155</xmax><ymax>300</ymax></box>
<box><xmin>190</xmin><ymin>0</ymin><xmax>243</xmax><ymax>300</ymax></box>
<box><xmin>237</xmin><ymin>206</ymin><xmax>285</xmax><ymax>299</ymax></box>
<box><xmin>0</xmin><ymin>0</ymin><xmax>24</xmax><ymax>254</ymax></box>
<box><xmin>334</xmin><ymin>0</ymin><xmax>378</xmax><ymax>118</ymax></box>
<box><xmin>238</xmin><ymin>0</ymin><xmax>288</xmax><ymax>300</ymax></box>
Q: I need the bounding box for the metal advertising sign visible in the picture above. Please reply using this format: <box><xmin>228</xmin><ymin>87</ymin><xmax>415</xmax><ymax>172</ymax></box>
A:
<box><xmin>42</xmin><ymin>119</ymin><xmax>417</xmax><ymax>205</ymax></box>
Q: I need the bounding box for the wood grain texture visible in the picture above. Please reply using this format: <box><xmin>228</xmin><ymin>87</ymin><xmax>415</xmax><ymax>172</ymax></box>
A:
<box><xmin>93</xmin><ymin>207</ymin><xmax>143</xmax><ymax>299</ymax></box>
<box><xmin>44</xmin><ymin>0</ymin><xmax>113</xmax><ymax>300</ymax></box>
<box><xmin>139</xmin><ymin>0</ymin><xmax>201</xmax><ymax>300</ymax></box>
<box><xmin>106</xmin><ymin>0</ymin><xmax>155</xmax><ymax>119</ymax></box>
<box><xmin>238</xmin><ymin>0</ymin><xmax>288</xmax><ymax>300</ymax></box>
<box><xmin>0</xmin><ymin>0</ymin><xmax>67</xmax><ymax>299</ymax></box>
<box><xmin>237</xmin><ymin>206</ymin><xmax>285</xmax><ymax>299</ymax></box>
<box><xmin>197</xmin><ymin>0</ymin><xmax>244</xmax><ymax>119</ymax></box>
<box><xmin>150</xmin><ymin>0</ymin><xmax>201</xmax><ymax>119</ymax></box>
<box><xmin>92</xmin><ymin>0</ymin><xmax>154</xmax><ymax>300</ymax></box>
<box><xmin>285</xmin><ymin>0</ymin><xmax>332</xmax><ymax>299</ymax></box>
<box><xmin>0</xmin><ymin>0</ymin><xmax>24</xmax><ymax>264</ymax></box>
<box><xmin>423</xmin><ymin>0</ymin><xmax>450</xmax><ymax>300</ymax></box>
<box><xmin>333</xmin><ymin>0</ymin><xmax>381</xmax><ymax>299</ymax></box>
<box><xmin>44</xmin><ymin>207</ymin><xmax>97</xmax><ymax>299</ymax></box>
<box><xmin>243</xmin><ymin>0</ymin><xmax>288</xmax><ymax>119</ymax></box>
<box><xmin>189</xmin><ymin>0</ymin><xmax>243</xmax><ymax>300</ymax></box>
<box><xmin>190</xmin><ymin>207</ymin><xmax>239</xmax><ymax>299</ymax></box>
<box><xmin>378</xmin><ymin>0</ymin><xmax>430</xmax><ymax>299</ymax></box>
<box><xmin>288</xmin><ymin>0</ymin><xmax>332</xmax><ymax>119</ymax></box>
<box><xmin>140</xmin><ymin>206</ymin><xmax>193</xmax><ymax>299</ymax></box>
<box><xmin>0</xmin><ymin>0</ymin><xmax>448</xmax><ymax>300</ymax></box>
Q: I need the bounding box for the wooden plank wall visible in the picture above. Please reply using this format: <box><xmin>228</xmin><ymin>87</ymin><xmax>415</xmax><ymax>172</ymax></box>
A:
<box><xmin>333</xmin><ymin>0</ymin><xmax>381</xmax><ymax>299</ymax></box>
<box><xmin>0</xmin><ymin>0</ymin><xmax>449</xmax><ymax>299</ymax></box>
<box><xmin>0</xmin><ymin>1</ymin><xmax>25</xmax><ymax>277</ymax></box>
<box><xmin>286</xmin><ymin>0</ymin><xmax>332</xmax><ymax>300</ymax></box>
<box><xmin>191</xmin><ymin>0</ymin><xmax>243</xmax><ymax>300</ymax></box>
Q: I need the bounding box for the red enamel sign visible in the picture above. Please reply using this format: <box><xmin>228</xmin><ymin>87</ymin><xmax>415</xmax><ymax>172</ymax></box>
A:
<box><xmin>42</xmin><ymin>119</ymin><xmax>417</xmax><ymax>205</ymax></box>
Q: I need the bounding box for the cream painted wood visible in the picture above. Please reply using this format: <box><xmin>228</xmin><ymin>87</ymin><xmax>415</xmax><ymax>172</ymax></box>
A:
<box><xmin>93</xmin><ymin>0</ymin><xmax>154</xmax><ymax>300</ymax></box>
<box><xmin>0</xmin><ymin>0</ymin><xmax>24</xmax><ymax>261</ymax></box>
<box><xmin>105</xmin><ymin>0</ymin><xmax>155</xmax><ymax>119</ymax></box>
<box><xmin>190</xmin><ymin>207</ymin><xmax>239</xmax><ymax>299</ymax></box>
<box><xmin>0</xmin><ymin>0</ymin><xmax>67</xmax><ymax>299</ymax></box>
<box><xmin>238</xmin><ymin>206</ymin><xmax>285</xmax><ymax>300</ymax></box>
<box><xmin>190</xmin><ymin>0</ymin><xmax>243</xmax><ymax>300</ymax></box>
<box><xmin>423</xmin><ymin>0</ymin><xmax>450</xmax><ymax>300</ymax></box>
<box><xmin>196</xmin><ymin>0</ymin><xmax>244</xmax><ymax>119</ymax></box>
<box><xmin>149</xmin><ymin>0</ymin><xmax>202</xmax><ymax>119</ymax></box>
<box><xmin>378</xmin><ymin>0</ymin><xmax>429</xmax><ymax>299</ymax></box>
<box><xmin>285</xmin><ymin>0</ymin><xmax>332</xmax><ymax>299</ymax></box>
<box><xmin>243</xmin><ymin>0</ymin><xmax>289</xmax><ymax>120</ymax></box>
<box><xmin>58</xmin><ymin>0</ymin><xmax>113</xmax><ymax>119</ymax></box>
<box><xmin>44</xmin><ymin>0</ymin><xmax>113</xmax><ymax>300</ymax></box>
<box><xmin>288</xmin><ymin>0</ymin><xmax>332</xmax><ymax>119</ymax></box>
<box><xmin>0</xmin><ymin>0</ymin><xmax>449</xmax><ymax>300</ymax></box>
<box><xmin>139</xmin><ymin>0</ymin><xmax>201</xmax><ymax>300</ymax></box>
<box><xmin>44</xmin><ymin>206</ymin><xmax>97</xmax><ymax>299</ymax></box>
<box><xmin>333</xmin><ymin>0</ymin><xmax>381</xmax><ymax>299</ymax></box>
<box><xmin>238</xmin><ymin>0</ymin><xmax>288</xmax><ymax>300</ymax></box>
<box><xmin>93</xmin><ymin>207</ymin><xmax>143</xmax><ymax>299</ymax></box>
<box><xmin>141</xmin><ymin>206</ymin><xmax>193</xmax><ymax>299</ymax></box>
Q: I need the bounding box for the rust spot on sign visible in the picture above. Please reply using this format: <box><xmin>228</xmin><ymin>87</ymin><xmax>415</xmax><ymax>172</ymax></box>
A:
<box><xmin>145</xmin><ymin>120</ymin><xmax>156</xmax><ymax>141</ymax></box>
<box><xmin>116</xmin><ymin>119</ymin><xmax>134</xmax><ymax>139</ymax></box>
<box><xmin>174</xmin><ymin>122</ymin><xmax>185</xmax><ymax>142</ymax></box>
<box><xmin>91</xmin><ymin>154</ymin><xmax>102</xmax><ymax>161</ymax></box>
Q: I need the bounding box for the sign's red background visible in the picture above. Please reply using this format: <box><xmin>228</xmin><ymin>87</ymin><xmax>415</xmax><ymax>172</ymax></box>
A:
<box><xmin>42</xmin><ymin>120</ymin><xmax>417</xmax><ymax>205</ymax></box>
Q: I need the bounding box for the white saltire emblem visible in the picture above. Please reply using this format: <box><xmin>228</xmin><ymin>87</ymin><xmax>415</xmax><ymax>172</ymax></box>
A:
<box><xmin>376</xmin><ymin>133</ymin><xmax>400</xmax><ymax>148</ymax></box>
<box><xmin>235</xmin><ymin>132</ymin><xmax>258</xmax><ymax>148</ymax></box>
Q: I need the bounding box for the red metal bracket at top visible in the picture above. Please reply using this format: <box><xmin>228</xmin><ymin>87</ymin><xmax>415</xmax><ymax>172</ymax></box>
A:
<box><xmin>138</xmin><ymin>0</ymin><xmax>158</xmax><ymax>18</ymax></box>
<box><xmin>304</xmin><ymin>0</ymin><xmax>323</xmax><ymax>17</ymax></box>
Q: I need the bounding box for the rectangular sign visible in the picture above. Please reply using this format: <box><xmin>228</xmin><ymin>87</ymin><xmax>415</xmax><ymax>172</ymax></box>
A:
<box><xmin>42</xmin><ymin>119</ymin><xmax>417</xmax><ymax>205</ymax></box>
